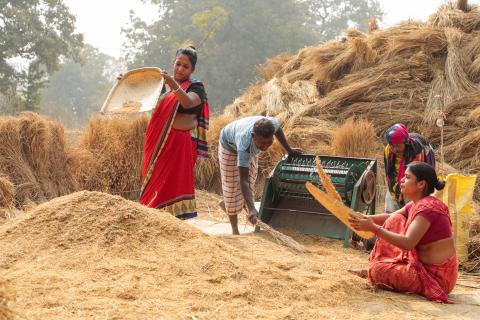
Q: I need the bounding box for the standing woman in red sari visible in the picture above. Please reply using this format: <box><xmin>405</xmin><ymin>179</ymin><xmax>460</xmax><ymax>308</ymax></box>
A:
<box><xmin>348</xmin><ymin>162</ymin><xmax>457</xmax><ymax>303</ymax></box>
<box><xmin>139</xmin><ymin>45</ymin><xmax>209</xmax><ymax>219</ymax></box>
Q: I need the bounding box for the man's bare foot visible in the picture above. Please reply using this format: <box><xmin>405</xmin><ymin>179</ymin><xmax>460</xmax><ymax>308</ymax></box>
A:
<box><xmin>228</xmin><ymin>214</ymin><xmax>239</xmax><ymax>235</ymax></box>
<box><xmin>218</xmin><ymin>200</ymin><xmax>226</xmax><ymax>213</ymax></box>
<box><xmin>347</xmin><ymin>268</ymin><xmax>368</xmax><ymax>278</ymax></box>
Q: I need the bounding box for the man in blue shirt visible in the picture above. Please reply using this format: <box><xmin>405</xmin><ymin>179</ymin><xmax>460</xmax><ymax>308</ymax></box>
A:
<box><xmin>218</xmin><ymin>116</ymin><xmax>303</xmax><ymax>234</ymax></box>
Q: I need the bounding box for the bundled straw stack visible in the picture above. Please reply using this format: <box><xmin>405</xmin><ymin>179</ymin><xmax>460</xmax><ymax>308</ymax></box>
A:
<box><xmin>204</xmin><ymin>0</ymin><xmax>480</xmax><ymax>200</ymax></box>
<box><xmin>0</xmin><ymin>112</ymin><xmax>77</xmax><ymax>210</ymax></box>
<box><xmin>73</xmin><ymin>115</ymin><xmax>149</xmax><ymax>200</ymax></box>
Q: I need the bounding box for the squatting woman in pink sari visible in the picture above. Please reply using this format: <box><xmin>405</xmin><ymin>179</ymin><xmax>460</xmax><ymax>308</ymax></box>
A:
<box><xmin>349</xmin><ymin>162</ymin><xmax>457</xmax><ymax>303</ymax></box>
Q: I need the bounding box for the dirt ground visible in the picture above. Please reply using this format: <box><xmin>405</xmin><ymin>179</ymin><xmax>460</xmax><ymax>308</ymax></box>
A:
<box><xmin>0</xmin><ymin>191</ymin><xmax>478</xmax><ymax>320</ymax></box>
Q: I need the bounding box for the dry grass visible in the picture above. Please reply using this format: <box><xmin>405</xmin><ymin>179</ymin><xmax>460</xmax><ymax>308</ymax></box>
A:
<box><xmin>330</xmin><ymin>118</ymin><xmax>382</xmax><ymax>158</ymax></box>
<box><xmin>257</xmin><ymin>52</ymin><xmax>294</xmax><ymax>81</ymax></box>
<box><xmin>0</xmin><ymin>174</ymin><xmax>15</xmax><ymax>210</ymax></box>
<box><xmin>73</xmin><ymin>115</ymin><xmax>149</xmax><ymax>200</ymax></box>
<box><xmin>0</xmin><ymin>113</ymin><xmax>77</xmax><ymax>209</ymax></box>
<box><xmin>1</xmin><ymin>191</ymin><xmax>478</xmax><ymax>319</ymax></box>
<box><xmin>0</xmin><ymin>281</ymin><xmax>15</xmax><ymax>320</ymax></box>
<box><xmin>465</xmin><ymin>234</ymin><xmax>480</xmax><ymax>271</ymax></box>
<box><xmin>444</xmin><ymin>28</ymin><xmax>476</xmax><ymax>101</ymax></box>
<box><xmin>429</xmin><ymin>2</ymin><xmax>480</xmax><ymax>33</ymax></box>
<box><xmin>468</xmin><ymin>55</ymin><xmax>480</xmax><ymax>82</ymax></box>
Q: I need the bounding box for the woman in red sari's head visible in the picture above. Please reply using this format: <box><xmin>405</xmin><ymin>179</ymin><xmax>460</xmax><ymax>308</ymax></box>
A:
<box><xmin>400</xmin><ymin>162</ymin><xmax>445</xmax><ymax>201</ymax></box>
<box><xmin>172</xmin><ymin>45</ymin><xmax>197</xmax><ymax>83</ymax></box>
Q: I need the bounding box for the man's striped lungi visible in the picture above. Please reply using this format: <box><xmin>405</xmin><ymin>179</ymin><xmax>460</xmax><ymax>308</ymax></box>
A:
<box><xmin>218</xmin><ymin>143</ymin><xmax>258</xmax><ymax>215</ymax></box>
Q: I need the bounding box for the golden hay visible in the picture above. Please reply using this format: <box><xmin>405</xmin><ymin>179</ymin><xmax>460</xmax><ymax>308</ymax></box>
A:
<box><xmin>0</xmin><ymin>191</ymin><xmax>357</xmax><ymax>318</ymax></box>
<box><xmin>465</xmin><ymin>234</ymin><xmax>480</xmax><ymax>271</ymax></box>
<box><xmin>318</xmin><ymin>37</ymin><xmax>377</xmax><ymax>83</ymax></box>
<box><xmin>444</xmin><ymin>28</ymin><xmax>476</xmax><ymax>101</ymax></box>
<box><xmin>429</xmin><ymin>1</ymin><xmax>480</xmax><ymax>33</ymax></box>
<box><xmin>464</xmin><ymin>30</ymin><xmax>480</xmax><ymax>61</ymax></box>
<box><xmin>0</xmin><ymin>174</ymin><xmax>15</xmax><ymax>210</ymax></box>
<box><xmin>257</xmin><ymin>52</ymin><xmax>294</xmax><ymax>81</ymax></box>
<box><xmin>469</xmin><ymin>106</ymin><xmax>480</xmax><ymax>123</ymax></box>
<box><xmin>0</xmin><ymin>281</ymin><xmax>15</xmax><ymax>320</ymax></box>
<box><xmin>468</xmin><ymin>55</ymin><xmax>480</xmax><ymax>81</ymax></box>
<box><xmin>0</xmin><ymin>113</ymin><xmax>77</xmax><ymax>209</ymax></box>
<box><xmin>384</xmin><ymin>26</ymin><xmax>447</xmax><ymax>60</ymax></box>
<box><xmin>424</xmin><ymin>70</ymin><xmax>447</xmax><ymax>125</ymax></box>
<box><xmin>470</xmin><ymin>214</ymin><xmax>480</xmax><ymax>236</ymax></box>
<box><xmin>2</xmin><ymin>191</ymin><xmax>478</xmax><ymax>318</ymax></box>
<box><xmin>199</xmin><ymin>5</ymin><xmax>480</xmax><ymax>212</ymax></box>
<box><xmin>330</xmin><ymin>118</ymin><xmax>382</xmax><ymax>158</ymax></box>
<box><xmin>74</xmin><ymin>115</ymin><xmax>149</xmax><ymax>200</ymax></box>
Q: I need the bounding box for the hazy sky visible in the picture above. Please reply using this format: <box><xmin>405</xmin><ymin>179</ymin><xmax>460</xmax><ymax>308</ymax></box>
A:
<box><xmin>64</xmin><ymin>0</ymin><xmax>479</xmax><ymax>58</ymax></box>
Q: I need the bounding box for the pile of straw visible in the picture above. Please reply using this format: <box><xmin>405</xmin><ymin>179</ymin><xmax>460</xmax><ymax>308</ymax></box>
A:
<box><xmin>0</xmin><ymin>281</ymin><xmax>15</xmax><ymax>320</ymax></box>
<box><xmin>465</xmin><ymin>213</ymin><xmax>480</xmax><ymax>271</ymax></box>
<box><xmin>73</xmin><ymin>115</ymin><xmax>149</xmax><ymax>200</ymax></box>
<box><xmin>211</xmin><ymin>1</ymin><xmax>480</xmax><ymax>200</ymax></box>
<box><xmin>0</xmin><ymin>174</ymin><xmax>15</xmax><ymax>210</ymax></box>
<box><xmin>6</xmin><ymin>190</ymin><xmax>466</xmax><ymax>319</ymax></box>
<box><xmin>0</xmin><ymin>112</ymin><xmax>77</xmax><ymax>210</ymax></box>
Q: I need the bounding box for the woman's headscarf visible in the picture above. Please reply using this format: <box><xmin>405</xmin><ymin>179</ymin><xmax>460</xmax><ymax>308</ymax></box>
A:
<box><xmin>385</xmin><ymin>123</ymin><xmax>413</xmax><ymax>145</ymax></box>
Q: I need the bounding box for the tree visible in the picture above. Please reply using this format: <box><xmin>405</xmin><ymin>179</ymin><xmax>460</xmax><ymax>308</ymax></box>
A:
<box><xmin>305</xmin><ymin>0</ymin><xmax>384</xmax><ymax>41</ymax></box>
<box><xmin>0</xmin><ymin>0</ymin><xmax>83</xmax><ymax>111</ymax></box>
<box><xmin>40</xmin><ymin>45</ymin><xmax>122</xmax><ymax>127</ymax></box>
<box><xmin>122</xmin><ymin>0</ymin><xmax>383</xmax><ymax>111</ymax></box>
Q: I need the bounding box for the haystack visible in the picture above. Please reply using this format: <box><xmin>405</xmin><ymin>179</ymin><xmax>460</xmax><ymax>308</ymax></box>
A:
<box><xmin>73</xmin><ymin>115</ymin><xmax>149</xmax><ymax>200</ymax></box>
<box><xmin>0</xmin><ymin>112</ymin><xmax>77</xmax><ymax>210</ymax></box>
<box><xmin>206</xmin><ymin>1</ymin><xmax>480</xmax><ymax>202</ymax></box>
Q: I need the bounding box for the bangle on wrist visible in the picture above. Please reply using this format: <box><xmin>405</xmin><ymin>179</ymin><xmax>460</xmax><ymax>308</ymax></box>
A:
<box><xmin>374</xmin><ymin>224</ymin><xmax>383</xmax><ymax>237</ymax></box>
<box><xmin>171</xmin><ymin>85</ymin><xmax>181</xmax><ymax>93</ymax></box>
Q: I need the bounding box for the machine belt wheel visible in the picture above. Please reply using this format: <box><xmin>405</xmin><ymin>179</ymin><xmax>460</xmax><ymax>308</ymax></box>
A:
<box><xmin>359</xmin><ymin>170</ymin><xmax>376</xmax><ymax>205</ymax></box>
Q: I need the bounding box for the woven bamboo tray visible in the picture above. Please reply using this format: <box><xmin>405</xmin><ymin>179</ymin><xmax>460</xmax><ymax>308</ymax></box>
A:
<box><xmin>100</xmin><ymin>67</ymin><xmax>165</xmax><ymax>114</ymax></box>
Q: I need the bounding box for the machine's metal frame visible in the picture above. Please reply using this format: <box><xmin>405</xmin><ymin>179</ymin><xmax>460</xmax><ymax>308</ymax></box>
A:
<box><xmin>257</xmin><ymin>154</ymin><xmax>377</xmax><ymax>247</ymax></box>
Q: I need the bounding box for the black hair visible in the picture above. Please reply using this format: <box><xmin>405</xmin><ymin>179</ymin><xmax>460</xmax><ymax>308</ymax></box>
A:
<box><xmin>253</xmin><ymin>119</ymin><xmax>275</xmax><ymax>138</ymax></box>
<box><xmin>175</xmin><ymin>45</ymin><xmax>197</xmax><ymax>70</ymax></box>
<box><xmin>406</xmin><ymin>161</ymin><xmax>445</xmax><ymax>195</ymax></box>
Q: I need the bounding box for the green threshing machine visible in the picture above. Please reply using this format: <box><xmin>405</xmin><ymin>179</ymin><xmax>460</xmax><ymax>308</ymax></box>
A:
<box><xmin>258</xmin><ymin>154</ymin><xmax>377</xmax><ymax>247</ymax></box>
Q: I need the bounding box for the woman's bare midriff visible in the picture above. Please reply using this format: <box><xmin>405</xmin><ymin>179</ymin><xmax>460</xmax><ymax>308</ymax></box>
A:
<box><xmin>173</xmin><ymin>113</ymin><xmax>197</xmax><ymax>131</ymax></box>
<box><xmin>417</xmin><ymin>237</ymin><xmax>456</xmax><ymax>265</ymax></box>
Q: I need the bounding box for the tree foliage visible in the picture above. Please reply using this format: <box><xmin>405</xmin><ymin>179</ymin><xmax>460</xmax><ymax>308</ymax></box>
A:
<box><xmin>40</xmin><ymin>45</ymin><xmax>121</xmax><ymax>127</ymax></box>
<box><xmin>0</xmin><ymin>0</ymin><xmax>83</xmax><ymax>110</ymax></box>
<box><xmin>306</xmin><ymin>0</ymin><xmax>384</xmax><ymax>41</ymax></box>
<box><xmin>122</xmin><ymin>0</ymin><xmax>383</xmax><ymax>110</ymax></box>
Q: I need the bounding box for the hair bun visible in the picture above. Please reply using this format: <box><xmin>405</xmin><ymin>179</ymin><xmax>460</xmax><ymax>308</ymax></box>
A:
<box><xmin>435</xmin><ymin>180</ymin><xmax>446</xmax><ymax>191</ymax></box>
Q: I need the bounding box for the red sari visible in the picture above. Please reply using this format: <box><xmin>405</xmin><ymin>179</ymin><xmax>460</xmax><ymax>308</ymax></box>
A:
<box><xmin>368</xmin><ymin>196</ymin><xmax>458</xmax><ymax>303</ymax></box>
<box><xmin>139</xmin><ymin>79</ymin><xmax>209</xmax><ymax>219</ymax></box>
